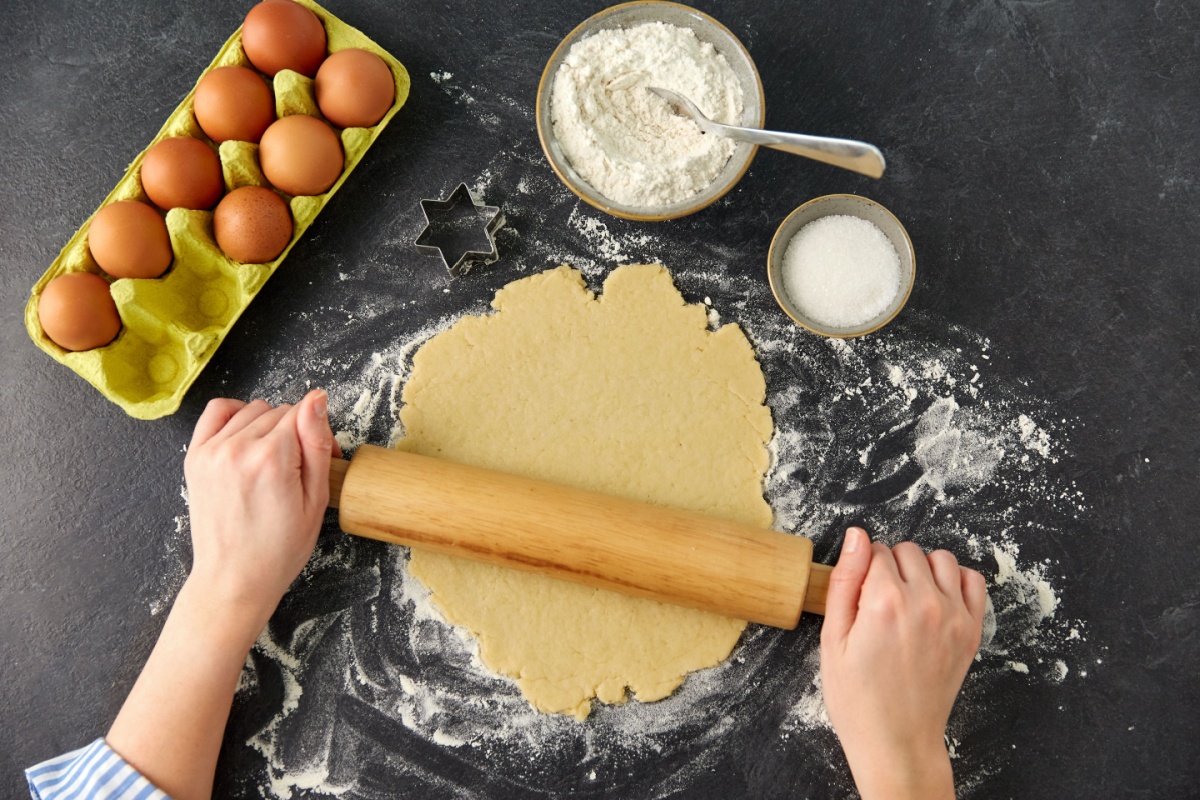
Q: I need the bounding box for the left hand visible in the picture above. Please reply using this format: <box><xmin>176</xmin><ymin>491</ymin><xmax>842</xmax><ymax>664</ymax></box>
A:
<box><xmin>106</xmin><ymin>391</ymin><xmax>342</xmax><ymax>800</ymax></box>
<box><xmin>183</xmin><ymin>390</ymin><xmax>340</xmax><ymax>631</ymax></box>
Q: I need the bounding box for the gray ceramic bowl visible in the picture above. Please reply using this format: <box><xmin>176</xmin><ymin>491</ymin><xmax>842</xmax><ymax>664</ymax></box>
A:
<box><xmin>767</xmin><ymin>194</ymin><xmax>916</xmax><ymax>338</ymax></box>
<box><xmin>535</xmin><ymin>1</ymin><xmax>765</xmax><ymax>221</ymax></box>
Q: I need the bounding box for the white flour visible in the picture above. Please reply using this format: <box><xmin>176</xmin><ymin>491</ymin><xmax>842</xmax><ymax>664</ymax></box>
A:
<box><xmin>550</xmin><ymin>22</ymin><xmax>743</xmax><ymax>207</ymax></box>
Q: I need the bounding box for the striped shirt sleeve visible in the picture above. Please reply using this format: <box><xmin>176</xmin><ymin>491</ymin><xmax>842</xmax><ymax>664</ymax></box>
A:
<box><xmin>25</xmin><ymin>739</ymin><xmax>169</xmax><ymax>800</ymax></box>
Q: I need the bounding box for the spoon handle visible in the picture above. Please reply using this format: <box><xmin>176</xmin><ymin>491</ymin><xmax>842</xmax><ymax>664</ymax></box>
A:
<box><xmin>717</xmin><ymin>123</ymin><xmax>887</xmax><ymax>178</ymax></box>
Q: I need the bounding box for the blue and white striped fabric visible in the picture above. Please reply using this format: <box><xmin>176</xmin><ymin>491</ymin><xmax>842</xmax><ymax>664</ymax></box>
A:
<box><xmin>25</xmin><ymin>739</ymin><xmax>168</xmax><ymax>800</ymax></box>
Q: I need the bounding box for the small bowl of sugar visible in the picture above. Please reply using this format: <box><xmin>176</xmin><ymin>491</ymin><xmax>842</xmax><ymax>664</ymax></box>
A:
<box><xmin>767</xmin><ymin>194</ymin><xmax>915</xmax><ymax>338</ymax></box>
<box><xmin>536</xmin><ymin>1</ymin><xmax>765</xmax><ymax>221</ymax></box>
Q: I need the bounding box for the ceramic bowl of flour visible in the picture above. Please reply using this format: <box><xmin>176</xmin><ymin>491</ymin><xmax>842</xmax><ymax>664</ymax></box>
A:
<box><xmin>536</xmin><ymin>1</ymin><xmax>765</xmax><ymax>221</ymax></box>
<box><xmin>767</xmin><ymin>194</ymin><xmax>916</xmax><ymax>338</ymax></box>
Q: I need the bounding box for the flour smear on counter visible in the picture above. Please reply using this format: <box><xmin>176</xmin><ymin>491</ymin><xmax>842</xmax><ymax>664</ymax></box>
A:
<box><xmin>178</xmin><ymin>309</ymin><xmax>1089</xmax><ymax>797</ymax></box>
<box><xmin>143</xmin><ymin>124</ymin><xmax>1096</xmax><ymax>800</ymax></box>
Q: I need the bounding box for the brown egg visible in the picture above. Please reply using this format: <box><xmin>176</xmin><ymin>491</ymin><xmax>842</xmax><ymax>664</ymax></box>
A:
<box><xmin>38</xmin><ymin>272</ymin><xmax>122</xmax><ymax>351</ymax></box>
<box><xmin>88</xmin><ymin>200</ymin><xmax>173</xmax><ymax>279</ymax></box>
<box><xmin>141</xmin><ymin>137</ymin><xmax>224</xmax><ymax>210</ymax></box>
<box><xmin>213</xmin><ymin>186</ymin><xmax>294</xmax><ymax>263</ymax></box>
<box><xmin>259</xmin><ymin>115</ymin><xmax>343</xmax><ymax>196</ymax></box>
<box><xmin>194</xmin><ymin>66</ymin><xmax>276</xmax><ymax>143</ymax></box>
<box><xmin>241</xmin><ymin>0</ymin><xmax>327</xmax><ymax>78</ymax></box>
<box><xmin>315</xmin><ymin>48</ymin><xmax>395</xmax><ymax>129</ymax></box>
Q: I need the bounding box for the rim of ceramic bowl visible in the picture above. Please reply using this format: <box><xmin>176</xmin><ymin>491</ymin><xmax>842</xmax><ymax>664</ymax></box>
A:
<box><xmin>767</xmin><ymin>194</ymin><xmax>916</xmax><ymax>338</ymax></box>
<box><xmin>535</xmin><ymin>0</ymin><xmax>766</xmax><ymax>222</ymax></box>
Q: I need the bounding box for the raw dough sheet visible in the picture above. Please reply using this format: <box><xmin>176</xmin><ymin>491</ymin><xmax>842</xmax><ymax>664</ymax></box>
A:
<box><xmin>396</xmin><ymin>264</ymin><xmax>774</xmax><ymax>718</ymax></box>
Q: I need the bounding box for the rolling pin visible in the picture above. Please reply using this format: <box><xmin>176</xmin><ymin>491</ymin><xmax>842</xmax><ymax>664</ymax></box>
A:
<box><xmin>328</xmin><ymin>445</ymin><xmax>832</xmax><ymax>629</ymax></box>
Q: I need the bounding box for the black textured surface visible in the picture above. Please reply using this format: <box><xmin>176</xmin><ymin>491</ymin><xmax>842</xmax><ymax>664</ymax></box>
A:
<box><xmin>2</xmin><ymin>1</ymin><xmax>1198</xmax><ymax>798</ymax></box>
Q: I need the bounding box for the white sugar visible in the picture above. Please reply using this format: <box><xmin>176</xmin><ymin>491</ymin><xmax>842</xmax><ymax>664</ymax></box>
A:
<box><xmin>781</xmin><ymin>214</ymin><xmax>901</xmax><ymax>329</ymax></box>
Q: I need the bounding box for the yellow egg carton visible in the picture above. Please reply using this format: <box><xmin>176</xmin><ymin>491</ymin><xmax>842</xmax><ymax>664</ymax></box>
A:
<box><xmin>24</xmin><ymin>0</ymin><xmax>410</xmax><ymax>420</ymax></box>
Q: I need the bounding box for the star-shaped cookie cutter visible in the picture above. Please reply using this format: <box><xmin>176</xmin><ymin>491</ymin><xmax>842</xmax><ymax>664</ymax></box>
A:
<box><xmin>414</xmin><ymin>183</ymin><xmax>505</xmax><ymax>278</ymax></box>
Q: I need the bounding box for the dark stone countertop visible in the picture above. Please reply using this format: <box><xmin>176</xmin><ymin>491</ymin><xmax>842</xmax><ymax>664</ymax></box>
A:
<box><xmin>1</xmin><ymin>0</ymin><xmax>1197</xmax><ymax>797</ymax></box>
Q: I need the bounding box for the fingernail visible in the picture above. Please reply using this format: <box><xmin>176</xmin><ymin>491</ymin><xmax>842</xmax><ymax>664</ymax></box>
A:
<box><xmin>312</xmin><ymin>389</ymin><xmax>327</xmax><ymax>420</ymax></box>
<box><xmin>844</xmin><ymin>527</ymin><xmax>866</xmax><ymax>553</ymax></box>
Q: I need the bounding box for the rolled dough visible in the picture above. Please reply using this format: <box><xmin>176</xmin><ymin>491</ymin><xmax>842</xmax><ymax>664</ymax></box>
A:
<box><xmin>396</xmin><ymin>264</ymin><xmax>773</xmax><ymax>719</ymax></box>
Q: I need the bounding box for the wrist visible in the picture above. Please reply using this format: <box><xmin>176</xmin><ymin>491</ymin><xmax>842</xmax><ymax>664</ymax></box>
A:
<box><xmin>844</xmin><ymin>735</ymin><xmax>955</xmax><ymax>800</ymax></box>
<box><xmin>175</xmin><ymin>573</ymin><xmax>276</xmax><ymax>653</ymax></box>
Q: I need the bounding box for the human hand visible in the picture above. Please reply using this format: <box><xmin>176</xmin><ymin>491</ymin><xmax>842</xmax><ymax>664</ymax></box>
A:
<box><xmin>183</xmin><ymin>390</ymin><xmax>340</xmax><ymax>636</ymax></box>
<box><xmin>819</xmin><ymin>527</ymin><xmax>987</xmax><ymax>800</ymax></box>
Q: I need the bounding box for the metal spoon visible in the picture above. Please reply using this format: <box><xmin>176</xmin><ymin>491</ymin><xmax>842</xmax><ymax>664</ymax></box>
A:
<box><xmin>648</xmin><ymin>87</ymin><xmax>886</xmax><ymax>179</ymax></box>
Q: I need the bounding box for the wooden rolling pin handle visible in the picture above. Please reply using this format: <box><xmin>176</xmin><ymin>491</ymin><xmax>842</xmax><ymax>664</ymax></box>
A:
<box><xmin>803</xmin><ymin>562</ymin><xmax>831</xmax><ymax>617</ymax></box>
<box><xmin>329</xmin><ymin>457</ymin><xmax>349</xmax><ymax>509</ymax></box>
<box><xmin>326</xmin><ymin>449</ymin><xmax>831</xmax><ymax>628</ymax></box>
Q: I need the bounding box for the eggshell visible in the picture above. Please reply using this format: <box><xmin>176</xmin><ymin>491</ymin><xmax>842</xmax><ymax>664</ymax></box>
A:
<box><xmin>38</xmin><ymin>273</ymin><xmax>122</xmax><ymax>352</ymax></box>
<box><xmin>194</xmin><ymin>66</ymin><xmax>276</xmax><ymax>143</ymax></box>
<box><xmin>259</xmin><ymin>115</ymin><xmax>344</xmax><ymax>196</ymax></box>
<box><xmin>242</xmin><ymin>0</ymin><xmax>327</xmax><ymax>78</ymax></box>
<box><xmin>213</xmin><ymin>186</ymin><xmax>294</xmax><ymax>263</ymax></box>
<box><xmin>141</xmin><ymin>137</ymin><xmax>224</xmax><ymax>210</ymax></box>
<box><xmin>87</xmin><ymin>200</ymin><xmax>173</xmax><ymax>279</ymax></box>
<box><xmin>315</xmin><ymin>48</ymin><xmax>395</xmax><ymax>129</ymax></box>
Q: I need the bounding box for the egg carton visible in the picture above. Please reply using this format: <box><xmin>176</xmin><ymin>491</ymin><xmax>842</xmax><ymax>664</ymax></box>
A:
<box><xmin>23</xmin><ymin>0</ymin><xmax>410</xmax><ymax>420</ymax></box>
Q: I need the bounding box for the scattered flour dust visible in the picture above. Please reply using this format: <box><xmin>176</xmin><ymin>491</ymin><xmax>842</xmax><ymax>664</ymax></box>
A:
<box><xmin>144</xmin><ymin>268</ymin><xmax>1094</xmax><ymax>798</ymax></box>
<box><xmin>139</xmin><ymin>98</ymin><xmax>1095</xmax><ymax>797</ymax></box>
<box><xmin>203</xmin><ymin>265</ymin><xmax>1091</xmax><ymax>798</ymax></box>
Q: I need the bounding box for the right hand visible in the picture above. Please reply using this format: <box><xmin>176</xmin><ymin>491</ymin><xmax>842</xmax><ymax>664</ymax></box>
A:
<box><xmin>819</xmin><ymin>527</ymin><xmax>987</xmax><ymax>800</ymax></box>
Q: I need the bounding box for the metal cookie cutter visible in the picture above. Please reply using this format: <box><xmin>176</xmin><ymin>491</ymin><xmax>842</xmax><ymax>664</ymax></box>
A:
<box><xmin>414</xmin><ymin>183</ymin><xmax>504</xmax><ymax>278</ymax></box>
